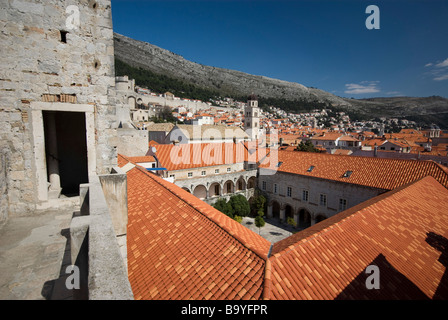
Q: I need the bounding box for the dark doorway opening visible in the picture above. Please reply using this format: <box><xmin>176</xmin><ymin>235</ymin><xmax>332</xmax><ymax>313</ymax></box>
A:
<box><xmin>43</xmin><ymin>111</ymin><xmax>88</xmax><ymax>197</ymax></box>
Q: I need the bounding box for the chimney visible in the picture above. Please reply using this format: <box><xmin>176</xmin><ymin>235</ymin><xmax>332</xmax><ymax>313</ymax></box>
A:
<box><xmin>374</xmin><ymin>145</ymin><xmax>378</xmax><ymax>157</ymax></box>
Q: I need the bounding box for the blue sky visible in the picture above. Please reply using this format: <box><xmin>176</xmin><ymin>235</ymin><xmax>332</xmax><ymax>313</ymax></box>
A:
<box><xmin>110</xmin><ymin>0</ymin><xmax>448</xmax><ymax>99</ymax></box>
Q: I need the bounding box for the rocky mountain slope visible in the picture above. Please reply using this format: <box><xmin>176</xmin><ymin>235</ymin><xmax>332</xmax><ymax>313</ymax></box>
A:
<box><xmin>113</xmin><ymin>32</ymin><xmax>448</xmax><ymax>128</ymax></box>
<box><xmin>113</xmin><ymin>33</ymin><xmax>350</xmax><ymax>106</ymax></box>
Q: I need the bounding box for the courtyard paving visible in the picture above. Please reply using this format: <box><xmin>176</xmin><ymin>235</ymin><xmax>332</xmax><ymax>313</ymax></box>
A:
<box><xmin>242</xmin><ymin>216</ymin><xmax>304</xmax><ymax>243</ymax></box>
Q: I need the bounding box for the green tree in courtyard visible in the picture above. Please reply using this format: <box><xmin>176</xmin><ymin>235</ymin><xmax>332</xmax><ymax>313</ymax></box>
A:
<box><xmin>213</xmin><ymin>198</ymin><xmax>233</xmax><ymax>218</ymax></box>
<box><xmin>229</xmin><ymin>194</ymin><xmax>250</xmax><ymax>217</ymax></box>
<box><xmin>255</xmin><ymin>215</ymin><xmax>265</xmax><ymax>235</ymax></box>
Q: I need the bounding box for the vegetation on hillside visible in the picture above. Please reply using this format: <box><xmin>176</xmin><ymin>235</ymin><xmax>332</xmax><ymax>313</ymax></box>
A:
<box><xmin>115</xmin><ymin>58</ymin><xmax>447</xmax><ymax>128</ymax></box>
<box><xmin>115</xmin><ymin>58</ymin><xmax>223</xmax><ymax>103</ymax></box>
<box><xmin>115</xmin><ymin>58</ymin><xmax>339</xmax><ymax>116</ymax></box>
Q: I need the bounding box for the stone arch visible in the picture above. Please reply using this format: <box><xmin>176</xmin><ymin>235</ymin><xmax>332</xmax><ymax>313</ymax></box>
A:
<box><xmin>298</xmin><ymin>208</ymin><xmax>312</xmax><ymax>228</ymax></box>
<box><xmin>223</xmin><ymin>180</ymin><xmax>234</xmax><ymax>195</ymax></box>
<box><xmin>284</xmin><ymin>204</ymin><xmax>294</xmax><ymax>220</ymax></box>
<box><xmin>193</xmin><ymin>185</ymin><xmax>207</xmax><ymax>200</ymax></box>
<box><xmin>209</xmin><ymin>182</ymin><xmax>221</xmax><ymax>197</ymax></box>
<box><xmin>181</xmin><ymin>187</ymin><xmax>191</xmax><ymax>193</ymax></box>
<box><xmin>128</xmin><ymin>96</ymin><xmax>136</xmax><ymax>108</ymax></box>
<box><xmin>236</xmin><ymin>177</ymin><xmax>246</xmax><ymax>191</ymax></box>
<box><xmin>247</xmin><ymin>176</ymin><xmax>256</xmax><ymax>189</ymax></box>
<box><xmin>272</xmin><ymin>200</ymin><xmax>281</xmax><ymax>219</ymax></box>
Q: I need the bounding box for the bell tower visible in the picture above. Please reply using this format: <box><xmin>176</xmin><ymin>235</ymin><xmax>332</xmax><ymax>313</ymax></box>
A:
<box><xmin>244</xmin><ymin>94</ymin><xmax>260</xmax><ymax>140</ymax></box>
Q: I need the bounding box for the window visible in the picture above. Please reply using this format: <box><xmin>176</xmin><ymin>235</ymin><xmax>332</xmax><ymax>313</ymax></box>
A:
<box><xmin>287</xmin><ymin>187</ymin><xmax>292</xmax><ymax>197</ymax></box>
<box><xmin>201</xmin><ymin>171</ymin><xmax>206</xmax><ymax>176</ymax></box>
<box><xmin>227</xmin><ymin>183</ymin><xmax>232</xmax><ymax>193</ymax></box>
<box><xmin>302</xmin><ymin>190</ymin><xmax>309</xmax><ymax>202</ymax></box>
<box><xmin>169</xmin><ymin>174</ymin><xmax>175</xmax><ymax>179</ymax></box>
<box><xmin>215</xmin><ymin>169</ymin><xmax>219</xmax><ymax>174</ymax></box>
<box><xmin>307</xmin><ymin>165</ymin><xmax>315</xmax><ymax>172</ymax></box>
<box><xmin>60</xmin><ymin>30</ymin><xmax>68</xmax><ymax>43</ymax></box>
<box><xmin>339</xmin><ymin>198</ymin><xmax>347</xmax><ymax>211</ymax></box>
<box><xmin>227</xmin><ymin>167</ymin><xmax>231</xmax><ymax>172</ymax></box>
<box><xmin>262</xmin><ymin>181</ymin><xmax>267</xmax><ymax>191</ymax></box>
<box><xmin>274</xmin><ymin>183</ymin><xmax>278</xmax><ymax>194</ymax></box>
<box><xmin>320</xmin><ymin>194</ymin><xmax>327</xmax><ymax>207</ymax></box>
<box><xmin>343</xmin><ymin>170</ymin><xmax>353</xmax><ymax>178</ymax></box>
<box><xmin>188</xmin><ymin>172</ymin><xmax>193</xmax><ymax>178</ymax></box>
<box><xmin>214</xmin><ymin>185</ymin><xmax>220</xmax><ymax>195</ymax></box>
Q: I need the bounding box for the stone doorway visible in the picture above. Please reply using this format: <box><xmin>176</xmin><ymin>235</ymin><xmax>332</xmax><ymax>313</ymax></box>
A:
<box><xmin>30</xmin><ymin>102</ymin><xmax>96</xmax><ymax>204</ymax></box>
<box><xmin>42</xmin><ymin>111</ymin><xmax>88</xmax><ymax>197</ymax></box>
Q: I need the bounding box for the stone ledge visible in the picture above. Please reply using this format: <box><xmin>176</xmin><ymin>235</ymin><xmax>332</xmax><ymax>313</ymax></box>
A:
<box><xmin>84</xmin><ymin>174</ymin><xmax>133</xmax><ymax>300</ymax></box>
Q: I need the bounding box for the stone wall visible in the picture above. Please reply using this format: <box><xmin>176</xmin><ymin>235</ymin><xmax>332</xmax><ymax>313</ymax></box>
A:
<box><xmin>0</xmin><ymin>0</ymin><xmax>118</xmax><ymax>215</ymax></box>
<box><xmin>0</xmin><ymin>142</ymin><xmax>9</xmax><ymax>226</ymax></box>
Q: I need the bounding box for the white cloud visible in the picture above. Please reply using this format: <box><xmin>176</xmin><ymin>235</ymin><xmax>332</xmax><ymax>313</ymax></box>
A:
<box><xmin>345</xmin><ymin>81</ymin><xmax>380</xmax><ymax>94</ymax></box>
<box><xmin>435</xmin><ymin>58</ymin><xmax>448</xmax><ymax>68</ymax></box>
<box><xmin>425</xmin><ymin>57</ymin><xmax>448</xmax><ymax>81</ymax></box>
<box><xmin>434</xmin><ymin>74</ymin><xmax>448</xmax><ymax>81</ymax></box>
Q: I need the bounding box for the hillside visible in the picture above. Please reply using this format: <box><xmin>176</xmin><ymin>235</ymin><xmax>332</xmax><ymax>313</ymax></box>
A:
<box><xmin>113</xmin><ymin>32</ymin><xmax>448</xmax><ymax>128</ymax></box>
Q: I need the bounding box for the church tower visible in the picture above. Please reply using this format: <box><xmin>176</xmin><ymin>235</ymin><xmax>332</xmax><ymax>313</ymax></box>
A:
<box><xmin>244</xmin><ymin>94</ymin><xmax>260</xmax><ymax>140</ymax></box>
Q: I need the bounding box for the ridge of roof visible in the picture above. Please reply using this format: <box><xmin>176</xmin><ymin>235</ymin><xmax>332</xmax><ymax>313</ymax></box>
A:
<box><xmin>263</xmin><ymin>175</ymin><xmax>448</xmax><ymax>300</ymax></box>
<box><xmin>124</xmin><ymin>159</ymin><xmax>271</xmax><ymax>260</ymax></box>
<box><xmin>271</xmin><ymin>175</ymin><xmax>435</xmax><ymax>257</ymax></box>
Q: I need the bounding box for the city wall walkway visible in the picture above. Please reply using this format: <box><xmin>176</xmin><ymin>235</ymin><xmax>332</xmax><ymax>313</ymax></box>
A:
<box><xmin>0</xmin><ymin>207</ymin><xmax>76</xmax><ymax>300</ymax></box>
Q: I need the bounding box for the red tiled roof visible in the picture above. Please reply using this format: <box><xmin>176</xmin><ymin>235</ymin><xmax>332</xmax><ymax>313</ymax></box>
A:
<box><xmin>310</xmin><ymin>133</ymin><xmax>342</xmax><ymax>141</ymax></box>
<box><xmin>338</xmin><ymin>135</ymin><xmax>360</xmax><ymax>142</ymax></box>
<box><xmin>259</xmin><ymin>150</ymin><xmax>448</xmax><ymax>190</ymax></box>
<box><xmin>362</xmin><ymin>138</ymin><xmax>386</xmax><ymax>147</ymax></box>
<box><xmin>124</xmin><ymin>164</ymin><xmax>271</xmax><ymax>300</ymax></box>
<box><xmin>127</xmin><ymin>156</ymin><xmax>156</xmax><ymax>163</ymax></box>
<box><xmin>117</xmin><ymin>154</ymin><xmax>131</xmax><ymax>167</ymax></box>
<box><xmin>264</xmin><ymin>176</ymin><xmax>448</xmax><ymax>300</ymax></box>
<box><xmin>145</xmin><ymin>142</ymin><xmax>264</xmax><ymax>171</ymax></box>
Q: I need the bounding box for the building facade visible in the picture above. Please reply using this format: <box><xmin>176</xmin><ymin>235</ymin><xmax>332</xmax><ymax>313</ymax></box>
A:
<box><xmin>258</xmin><ymin>150</ymin><xmax>448</xmax><ymax>229</ymax></box>
<box><xmin>259</xmin><ymin>172</ymin><xmax>384</xmax><ymax>227</ymax></box>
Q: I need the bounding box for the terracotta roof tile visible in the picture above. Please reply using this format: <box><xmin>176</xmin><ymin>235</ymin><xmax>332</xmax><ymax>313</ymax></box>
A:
<box><xmin>264</xmin><ymin>176</ymin><xmax>448</xmax><ymax>300</ymax></box>
<box><xmin>259</xmin><ymin>150</ymin><xmax>448</xmax><ymax>190</ymax></box>
<box><xmin>144</xmin><ymin>142</ymin><xmax>264</xmax><ymax>171</ymax></box>
<box><xmin>125</xmin><ymin>164</ymin><xmax>270</xmax><ymax>300</ymax></box>
<box><xmin>127</xmin><ymin>155</ymin><xmax>156</xmax><ymax>163</ymax></box>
